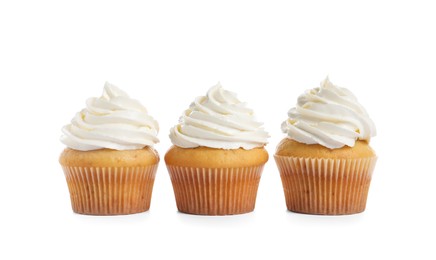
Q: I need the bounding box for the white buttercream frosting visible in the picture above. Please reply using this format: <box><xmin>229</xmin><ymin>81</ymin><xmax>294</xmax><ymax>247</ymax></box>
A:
<box><xmin>169</xmin><ymin>83</ymin><xmax>269</xmax><ymax>149</ymax></box>
<box><xmin>61</xmin><ymin>82</ymin><xmax>159</xmax><ymax>151</ymax></box>
<box><xmin>281</xmin><ymin>77</ymin><xmax>376</xmax><ymax>149</ymax></box>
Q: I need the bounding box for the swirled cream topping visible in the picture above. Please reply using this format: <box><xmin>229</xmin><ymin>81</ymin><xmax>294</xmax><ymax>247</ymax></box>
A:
<box><xmin>61</xmin><ymin>82</ymin><xmax>159</xmax><ymax>151</ymax></box>
<box><xmin>169</xmin><ymin>83</ymin><xmax>269</xmax><ymax>150</ymax></box>
<box><xmin>281</xmin><ymin>77</ymin><xmax>376</xmax><ymax>149</ymax></box>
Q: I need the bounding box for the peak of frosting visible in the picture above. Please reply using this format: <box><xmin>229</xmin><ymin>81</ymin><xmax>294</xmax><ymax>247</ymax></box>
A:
<box><xmin>169</xmin><ymin>83</ymin><xmax>269</xmax><ymax>150</ymax></box>
<box><xmin>61</xmin><ymin>82</ymin><xmax>159</xmax><ymax>151</ymax></box>
<box><xmin>281</xmin><ymin>77</ymin><xmax>376</xmax><ymax>149</ymax></box>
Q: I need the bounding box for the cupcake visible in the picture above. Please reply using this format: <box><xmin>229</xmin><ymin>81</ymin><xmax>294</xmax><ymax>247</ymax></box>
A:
<box><xmin>59</xmin><ymin>82</ymin><xmax>159</xmax><ymax>215</ymax></box>
<box><xmin>165</xmin><ymin>83</ymin><xmax>269</xmax><ymax>215</ymax></box>
<box><xmin>275</xmin><ymin>77</ymin><xmax>377</xmax><ymax>215</ymax></box>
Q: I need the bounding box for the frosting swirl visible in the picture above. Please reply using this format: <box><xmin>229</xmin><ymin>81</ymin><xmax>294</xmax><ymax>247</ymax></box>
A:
<box><xmin>61</xmin><ymin>82</ymin><xmax>159</xmax><ymax>151</ymax></box>
<box><xmin>169</xmin><ymin>83</ymin><xmax>269</xmax><ymax>149</ymax></box>
<box><xmin>281</xmin><ymin>77</ymin><xmax>376</xmax><ymax>149</ymax></box>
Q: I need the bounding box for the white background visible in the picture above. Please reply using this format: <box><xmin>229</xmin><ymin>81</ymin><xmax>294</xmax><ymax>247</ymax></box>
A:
<box><xmin>0</xmin><ymin>0</ymin><xmax>435</xmax><ymax>259</ymax></box>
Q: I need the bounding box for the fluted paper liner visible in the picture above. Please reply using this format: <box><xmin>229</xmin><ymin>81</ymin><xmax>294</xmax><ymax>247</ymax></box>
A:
<box><xmin>61</xmin><ymin>164</ymin><xmax>158</xmax><ymax>215</ymax></box>
<box><xmin>166</xmin><ymin>165</ymin><xmax>264</xmax><ymax>215</ymax></box>
<box><xmin>274</xmin><ymin>155</ymin><xmax>377</xmax><ymax>215</ymax></box>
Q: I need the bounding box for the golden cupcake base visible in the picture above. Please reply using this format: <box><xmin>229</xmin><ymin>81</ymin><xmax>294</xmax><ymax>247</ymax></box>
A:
<box><xmin>274</xmin><ymin>155</ymin><xmax>377</xmax><ymax>215</ymax></box>
<box><xmin>62</xmin><ymin>164</ymin><xmax>158</xmax><ymax>215</ymax></box>
<box><xmin>166</xmin><ymin>165</ymin><xmax>264</xmax><ymax>215</ymax></box>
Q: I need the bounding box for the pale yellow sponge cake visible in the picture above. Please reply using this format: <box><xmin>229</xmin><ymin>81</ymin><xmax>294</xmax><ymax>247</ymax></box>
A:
<box><xmin>60</xmin><ymin>147</ymin><xmax>159</xmax><ymax>167</ymax></box>
<box><xmin>165</xmin><ymin>146</ymin><xmax>268</xmax><ymax>168</ymax></box>
<box><xmin>276</xmin><ymin>139</ymin><xmax>375</xmax><ymax>159</ymax></box>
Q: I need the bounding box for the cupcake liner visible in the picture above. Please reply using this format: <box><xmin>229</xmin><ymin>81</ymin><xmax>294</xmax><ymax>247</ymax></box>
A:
<box><xmin>61</xmin><ymin>164</ymin><xmax>158</xmax><ymax>215</ymax></box>
<box><xmin>166</xmin><ymin>165</ymin><xmax>265</xmax><ymax>215</ymax></box>
<box><xmin>274</xmin><ymin>155</ymin><xmax>377</xmax><ymax>215</ymax></box>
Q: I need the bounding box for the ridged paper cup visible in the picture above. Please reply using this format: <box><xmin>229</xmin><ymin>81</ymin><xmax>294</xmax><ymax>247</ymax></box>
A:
<box><xmin>166</xmin><ymin>165</ymin><xmax>265</xmax><ymax>215</ymax></box>
<box><xmin>61</xmin><ymin>164</ymin><xmax>158</xmax><ymax>215</ymax></box>
<box><xmin>274</xmin><ymin>155</ymin><xmax>377</xmax><ymax>215</ymax></box>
